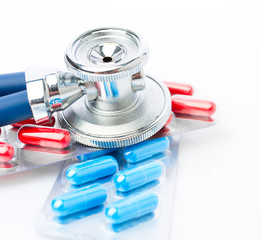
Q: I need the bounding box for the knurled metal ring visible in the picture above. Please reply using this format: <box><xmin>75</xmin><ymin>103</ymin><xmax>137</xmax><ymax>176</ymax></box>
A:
<box><xmin>65</xmin><ymin>27</ymin><xmax>149</xmax><ymax>82</ymax></box>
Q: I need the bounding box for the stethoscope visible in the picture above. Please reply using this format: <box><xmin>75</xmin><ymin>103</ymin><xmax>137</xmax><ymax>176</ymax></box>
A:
<box><xmin>0</xmin><ymin>28</ymin><xmax>171</xmax><ymax>148</ymax></box>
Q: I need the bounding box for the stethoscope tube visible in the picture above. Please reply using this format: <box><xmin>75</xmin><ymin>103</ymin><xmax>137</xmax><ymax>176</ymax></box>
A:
<box><xmin>0</xmin><ymin>90</ymin><xmax>33</xmax><ymax>126</ymax></box>
<box><xmin>0</xmin><ymin>71</ymin><xmax>93</xmax><ymax>127</ymax></box>
<box><xmin>0</xmin><ymin>72</ymin><xmax>26</xmax><ymax>97</ymax></box>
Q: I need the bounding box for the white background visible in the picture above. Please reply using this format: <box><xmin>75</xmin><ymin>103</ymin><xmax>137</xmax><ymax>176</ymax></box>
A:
<box><xmin>0</xmin><ymin>0</ymin><xmax>261</xmax><ymax>239</ymax></box>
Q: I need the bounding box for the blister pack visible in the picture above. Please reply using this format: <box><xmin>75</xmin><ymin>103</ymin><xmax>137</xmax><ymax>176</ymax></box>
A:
<box><xmin>0</xmin><ymin>107</ymin><xmax>216</xmax><ymax>177</ymax></box>
<box><xmin>37</xmin><ymin>135</ymin><xmax>180</xmax><ymax>240</ymax></box>
<box><xmin>0</xmin><ymin>118</ymin><xmax>109</xmax><ymax>176</ymax></box>
<box><xmin>0</xmin><ymin>79</ymin><xmax>221</xmax><ymax>177</ymax></box>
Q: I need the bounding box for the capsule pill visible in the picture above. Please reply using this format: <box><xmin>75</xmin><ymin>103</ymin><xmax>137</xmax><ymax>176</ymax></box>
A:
<box><xmin>172</xmin><ymin>96</ymin><xmax>216</xmax><ymax>117</ymax></box>
<box><xmin>66</xmin><ymin>155</ymin><xmax>118</xmax><ymax>185</ymax></box>
<box><xmin>113</xmin><ymin>161</ymin><xmax>163</xmax><ymax>192</ymax></box>
<box><xmin>105</xmin><ymin>191</ymin><xmax>159</xmax><ymax>224</ymax></box>
<box><xmin>164</xmin><ymin>82</ymin><xmax>194</xmax><ymax>96</ymax></box>
<box><xmin>51</xmin><ymin>183</ymin><xmax>107</xmax><ymax>217</ymax></box>
<box><xmin>0</xmin><ymin>142</ymin><xmax>15</xmax><ymax>163</ymax></box>
<box><xmin>123</xmin><ymin>137</ymin><xmax>169</xmax><ymax>163</ymax></box>
<box><xmin>18</xmin><ymin>125</ymin><xmax>71</xmax><ymax>149</ymax></box>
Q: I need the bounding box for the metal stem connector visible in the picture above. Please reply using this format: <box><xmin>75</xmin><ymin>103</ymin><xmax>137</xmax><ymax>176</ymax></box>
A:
<box><xmin>26</xmin><ymin>72</ymin><xmax>98</xmax><ymax>124</ymax></box>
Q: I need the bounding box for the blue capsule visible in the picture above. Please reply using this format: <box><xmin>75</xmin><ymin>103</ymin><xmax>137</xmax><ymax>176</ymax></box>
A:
<box><xmin>51</xmin><ymin>183</ymin><xmax>107</xmax><ymax>217</ymax></box>
<box><xmin>113</xmin><ymin>161</ymin><xmax>163</xmax><ymax>192</ymax></box>
<box><xmin>123</xmin><ymin>137</ymin><xmax>169</xmax><ymax>163</ymax></box>
<box><xmin>105</xmin><ymin>191</ymin><xmax>159</xmax><ymax>224</ymax></box>
<box><xmin>66</xmin><ymin>155</ymin><xmax>118</xmax><ymax>185</ymax></box>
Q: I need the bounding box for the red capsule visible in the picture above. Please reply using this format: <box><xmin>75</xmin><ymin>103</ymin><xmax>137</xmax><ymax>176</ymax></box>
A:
<box><xmin>164</xmin><ymin>82</ymin><xmax>194</xmax><ymax>96</ymax></box>
<box><xmin>172</xmin><ymin>96</ymin><xmax>216</xmax><ymax>117</ymax></box>
<box><xmin>0</xmin><ymin>142</ymin><xmax>15</xmax><ymax>163</ymax></box>
<box><xmin>12</xmin><ymin>115</ymin><xmax>56</xmax><ymax>128</ymax></box>
<box><xmin>18</xmin><ymin>125</ymin><xmax>71</xmax><ymax>149</ymax></box>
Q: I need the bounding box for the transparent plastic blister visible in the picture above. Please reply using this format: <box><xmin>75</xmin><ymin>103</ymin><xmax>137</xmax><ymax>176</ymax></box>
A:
<box><xmin>0</xmin><ymin>99</ymin><xmax>221</xmax><ymax>177</ymax></box>
<box><xmin>36</xmin><ymin>135</ymin><xmax>180</xmax><ymax>240</ymax></box>
<box><xmin>0</xmin><ymin>117</ymin><xmax>112</xmax><ymax>176</ymax></box>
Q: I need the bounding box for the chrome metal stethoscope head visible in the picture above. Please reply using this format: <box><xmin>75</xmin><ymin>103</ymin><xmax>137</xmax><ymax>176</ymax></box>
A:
<box><xmin>58</xmin><ymin>27</ymin><xmax>171</xmax><ymax>148</ymax></box>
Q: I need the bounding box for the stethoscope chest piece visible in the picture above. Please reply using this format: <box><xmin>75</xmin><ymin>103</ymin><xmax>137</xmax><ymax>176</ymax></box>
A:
<box><xmin>58</xmin><ymin>28</ymin><xmax>171</xmax><ymax>148</ymax></box>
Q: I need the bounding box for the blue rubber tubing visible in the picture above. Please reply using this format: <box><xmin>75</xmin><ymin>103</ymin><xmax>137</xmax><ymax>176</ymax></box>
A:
<box><xmin>0</xmin><ymin>72</ymin><xmax>26</xmax><ymax>97</ymax></box>
<box><xmin>0</xmin><ymin>90</ymin><xmax>33</xmax><ymax>127</ymax></box>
